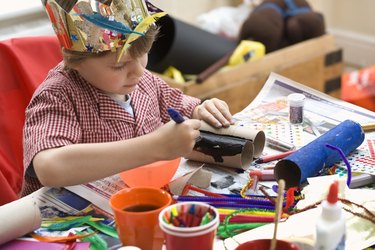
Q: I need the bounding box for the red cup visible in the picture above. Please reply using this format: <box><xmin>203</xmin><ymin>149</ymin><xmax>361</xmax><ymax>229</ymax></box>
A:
<box><xmin>109</xmin><ymin>187</ymin><xmax>172</xmax><ymax>250</ymax></box>
<box><xmin>159</xmin><ymin>202</ymin><xmax>219</xmax><ymax>250</ymax></box>
<box><xmin>235</xmin><ymin>239</ymin><xmax>301</xmax><ymax>250</ymax></box>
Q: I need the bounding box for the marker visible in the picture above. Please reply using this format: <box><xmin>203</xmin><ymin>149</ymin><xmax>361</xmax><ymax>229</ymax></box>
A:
<box><xmin>266</xmin><ymin>136</ymin><xmax>296</xmax><ymax>152</ymax></box>
<box><xmin>362</xmin><ymin>123</ymin><xmax>375</xmax><ymax>132</ymax></box>
<box><xmin>167</xmin><ymin>108</ymin><xmax>185</xmax><ymax>123</ymax></box>
<box><xmin>250</xmin><ymin>169</ymin><xmax>275</xmax><ymax>181</ymax></box>
<box><xmin>249</xmin><ymin>170</ymin><xmax>262</xmax><ymax>192</ymax></box>
<box><xmin>255</xmin><ymin>150</ymin><xmax>296</xmax><ymax>164</ymax></box>
<box><xmin>349</xmin><ymin>173</ymin><xmax>375</xmax><ymax>188</ymax></box>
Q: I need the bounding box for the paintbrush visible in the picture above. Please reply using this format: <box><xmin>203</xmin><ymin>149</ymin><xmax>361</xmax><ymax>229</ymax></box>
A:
<box><xmin>270</xmin><ymin>179</ymin><xmax>285</xmax><ymax>250</ymax></box>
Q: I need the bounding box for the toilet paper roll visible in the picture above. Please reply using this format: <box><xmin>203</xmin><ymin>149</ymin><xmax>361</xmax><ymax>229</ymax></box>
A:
<box><xmin>199</xmin><ymin>121</ymin><xmax>266</xmax><ymax>158</ymax></box>
<box><xmin>274</xmin><ymin>120</ymin><xmax>365</xmax><ymax>188</ymax></box>
<box><xmin>0</xmin><ymin>195</ymin><xmax>41</xmax><ymax>245</ymax></box>
<box><xmin>187</xmin><ymin>131</ymin><xmax>254</xmax><ymax>170</ymax></box>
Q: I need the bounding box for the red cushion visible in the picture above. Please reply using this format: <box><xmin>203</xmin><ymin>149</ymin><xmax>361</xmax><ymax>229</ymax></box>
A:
<box><xmin>0</xmin><ymin>36</ymin><xmax>62</xmax><ymax>205</ymax></box>
<box><xmin>341</xmin><ymin>65</ymin><xmax>375</xmax><ymax>112</ymax></box>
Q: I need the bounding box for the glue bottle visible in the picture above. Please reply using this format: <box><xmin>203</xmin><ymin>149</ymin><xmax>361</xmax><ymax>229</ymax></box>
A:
<box><xmin>315</xmin><ymin>181</ymin><xmax>346</xmax><ymax>250</ymax></box>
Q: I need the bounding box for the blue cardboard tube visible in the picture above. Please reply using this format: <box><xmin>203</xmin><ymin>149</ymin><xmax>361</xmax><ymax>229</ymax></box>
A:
<box><xmin>274</xmin><ymin>120</ymin><xmax>365</xmax><ymax>188</ymax></box>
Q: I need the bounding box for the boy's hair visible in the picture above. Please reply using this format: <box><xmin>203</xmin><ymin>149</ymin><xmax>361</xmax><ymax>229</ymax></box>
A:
<box><xmin>63</xmin><ymin>26</ymin><xmax>159</xmax><ymax>69</ymax></box>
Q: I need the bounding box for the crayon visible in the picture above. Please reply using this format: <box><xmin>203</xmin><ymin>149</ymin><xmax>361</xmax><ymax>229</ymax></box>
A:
<box><xmin>362</xmin><ymin>123</ymin><xmax>375</xmax><ymax>132</ymax></box>
<box><xmin>255</xmin><ymin>150</ymin><xmax>296</xmax><ymax>164</ymax></box>
<box><xmin>266</xmin><ymin>136</ymin><xmax>296</xmax><ymax>152</ymax></box>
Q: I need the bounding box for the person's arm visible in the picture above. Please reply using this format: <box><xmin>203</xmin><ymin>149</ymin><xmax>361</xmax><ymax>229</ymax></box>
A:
<box><xmin>192</xmin><ymin>98</ymin><xmax>235</xmax><ymax>128</ymax></box>
<box><xmin>33</xmin><ymin>118</ymin><xmax>201</xmax><ymax>187</ymax></box>
<box><xmin>148</xmin><ymin>73</ymin><xmax>233</xmax><ymax>128</ymax></box>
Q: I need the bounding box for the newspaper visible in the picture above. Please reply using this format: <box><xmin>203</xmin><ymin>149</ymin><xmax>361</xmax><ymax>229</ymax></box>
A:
<box><xmin>65</xmin><ymin>72</ymin><xmax>375</xmax><ymax>211</ymax></box>
<box><xmin>5</xmin><ymin>72</ymin><xmax>375</xmax><ymax>248</ymax></box>
<box><xmin>1</xmin><ymin>187</ymin><xmax>122</xmax><ymax>249</ymax></box>
<box><xmin>233</xmin><ymin>72</ymin><xmax>375</xmax><ymax>178</ymax></box>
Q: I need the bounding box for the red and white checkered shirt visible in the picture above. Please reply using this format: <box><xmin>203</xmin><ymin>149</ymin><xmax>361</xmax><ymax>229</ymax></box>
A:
<box><xmin>22</xmin><ymin>62</ymin><xmax>200</xmax><ymax>194</ymax></box>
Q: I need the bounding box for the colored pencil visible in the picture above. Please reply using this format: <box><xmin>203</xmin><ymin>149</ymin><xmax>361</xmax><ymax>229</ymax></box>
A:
<box><xmin>255</xmin><ymin>150</ymin><xmax>296</xmax><ymax>163</ymax></box>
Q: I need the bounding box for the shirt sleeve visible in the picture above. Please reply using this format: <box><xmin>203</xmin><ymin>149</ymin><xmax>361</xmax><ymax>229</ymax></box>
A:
<box><xmin>23</xmin><ymin>88</ymin><xmax>81</xmax><ymax>171</ymax></box>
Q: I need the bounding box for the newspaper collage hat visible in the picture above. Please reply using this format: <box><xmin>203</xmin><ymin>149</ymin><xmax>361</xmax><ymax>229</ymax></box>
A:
<box><xmin>42</xmin><ymin>0</ymin><xmax>166</xmax><ymax>59</ymax></box>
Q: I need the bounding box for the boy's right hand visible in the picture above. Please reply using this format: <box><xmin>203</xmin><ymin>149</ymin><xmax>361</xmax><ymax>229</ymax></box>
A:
<box><xmin>151</xmin><ymin>119</ymin><xmax>201</xmax><ymax>160</ymax></box>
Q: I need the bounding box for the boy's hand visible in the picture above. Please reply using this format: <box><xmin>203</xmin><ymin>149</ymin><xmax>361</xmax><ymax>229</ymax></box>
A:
<box><xmin>152</xmin><ymin>119</ymin><xmax>201</xmax><ymax>159</ymax></box>
<box><xmin>192</xmin><ymin>98</ymin><xmax>235</xmax><ymax>128</ymax></box>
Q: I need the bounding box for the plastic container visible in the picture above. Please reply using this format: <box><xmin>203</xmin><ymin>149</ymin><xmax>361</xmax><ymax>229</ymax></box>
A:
<box><xmin>314</xmin><ymin>181</ymin><xmax>346</xmax><ymax>250</ymax></box>
<box><xmin>287</xmin><ymin>93</ymin><xmax>305</xmax><ymax>124</ymax></box>
<box><xmin>235</xmin><ymin>239</ymin><xmax>300</xmax><ymax>250</ymax></box>
<box><xmin>159</xmin><ymin>202</ymin><xmax>220</xmax><ymax>250</ymax></box>
<box><xmin>120</xmin><ymin>158</ymin><xmax>181</xmax><ymax>188</ymax></box>
<box><xmin>109</xmin><ymin>187</ymin><xmax>172</xmax><ymax>250</ymax></box>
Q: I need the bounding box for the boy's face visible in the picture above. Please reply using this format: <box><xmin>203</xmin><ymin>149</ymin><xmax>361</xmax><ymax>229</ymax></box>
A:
<box><xmin>74</xmin><ymin>51</ymin><xmax>148</xmax><ymax>96</ymax></box>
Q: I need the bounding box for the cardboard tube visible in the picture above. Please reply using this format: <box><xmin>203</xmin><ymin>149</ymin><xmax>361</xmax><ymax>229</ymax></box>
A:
<box><xmin>187</xmin><ymin>132</ymin><xmax>254</xmax><ymax>170</ymax></box>
<box><xmin>199</xmin><ymin>121</ymin><xmax>266</xmax><ymax>158</ymax></box>
<box><xmin>274</xmin><ymin>120</ymin><xmax>365</xmax><ymax>188</ymax></box>
<box><xmin>147</xmin><ymin>15</ymin><xmax>237</xmax><ymax>74</ymax></box>
<box><xmin>0</xmin><ymin>195</ymin><xmax>41</xmax><ymax>245</ymax></box>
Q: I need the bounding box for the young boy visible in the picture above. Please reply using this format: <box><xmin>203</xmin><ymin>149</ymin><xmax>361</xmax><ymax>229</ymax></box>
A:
<box><xmin>22</xmin><ymin>0</ymin><xmax>234</xmax><ymax>195</ymax></box>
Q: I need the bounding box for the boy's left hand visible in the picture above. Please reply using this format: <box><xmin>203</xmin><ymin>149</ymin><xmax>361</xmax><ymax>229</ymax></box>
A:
<box><xmin>192</xmin><ymin>98</ymin><xmax>235</xmax><ymax>128</ymax></box>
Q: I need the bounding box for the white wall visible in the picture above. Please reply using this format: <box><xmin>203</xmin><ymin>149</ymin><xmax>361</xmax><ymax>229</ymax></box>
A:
<box><xmin>309</xmin><ymin>0</ymin><xmax>375</xmax><ymax>67</ymax></box>
<box><xmin>150</xmin><ymin>0</ymin><xmax>242</xmax><ymax>25</ymax></box>
<box><xmin>1</xmin><ymin>0</ymin><xmax>374</xmax><ymax>67</ymax></box>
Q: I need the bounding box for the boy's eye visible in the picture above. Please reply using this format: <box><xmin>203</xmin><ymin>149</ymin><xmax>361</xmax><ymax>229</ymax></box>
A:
<box><xmin>112</xmin><ymin>63</ymin><xmax>127</xmax><ymax>71</ymax></box>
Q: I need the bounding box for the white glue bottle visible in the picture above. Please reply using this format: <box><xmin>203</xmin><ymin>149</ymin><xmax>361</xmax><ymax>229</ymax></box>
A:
<box><xmin>315</xmin><ymin>181</ymin><xmax>346</xmax><ymax>250</ymax></box>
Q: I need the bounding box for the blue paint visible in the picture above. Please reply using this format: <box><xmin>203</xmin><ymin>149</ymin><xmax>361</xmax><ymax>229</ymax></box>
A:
<box><xmin>274</xmin><ymin>120</ymin><xmax>365</xmax><ymax>188</ymax></box>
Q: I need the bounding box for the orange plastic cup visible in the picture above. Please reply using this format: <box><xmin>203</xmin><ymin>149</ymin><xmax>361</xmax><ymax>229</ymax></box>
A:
<box><xmin>235</xmin><ymin>239</ymin><xmax>300</xmax><ymax>250</ymax></box>
<box><xmin>109</xmin><ymin>187</ymin><xmax>172</xmax><ymax>250</ymax></box>
<box><xmin>120</xmin><ymin>158</ymin><xmax>181</xmax><ymax>188</ymax></box>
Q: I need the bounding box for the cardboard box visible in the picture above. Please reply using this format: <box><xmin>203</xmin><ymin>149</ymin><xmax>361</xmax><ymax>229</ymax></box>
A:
<box><xmin>157</xmin><ymin>34</ymin><xmax>343</xmax><ymax>114</ymax></box>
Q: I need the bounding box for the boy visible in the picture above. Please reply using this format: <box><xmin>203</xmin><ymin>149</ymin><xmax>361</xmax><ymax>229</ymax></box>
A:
<box><xmin>23</xmin><ymin>0</ymin><xmax>234</xmax><ymax>194</ymax></box>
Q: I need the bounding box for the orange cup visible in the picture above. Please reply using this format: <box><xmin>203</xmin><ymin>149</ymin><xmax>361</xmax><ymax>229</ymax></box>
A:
<box><xmin>109</xmin><ymin>187</ymin><xmax>172</xmax><ymax>250</ymax></box>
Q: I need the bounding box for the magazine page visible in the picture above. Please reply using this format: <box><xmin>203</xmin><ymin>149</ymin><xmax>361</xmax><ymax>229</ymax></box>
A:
<box><xmin>234</xmin><ymin>72</ymin><xmax>375</xmax><ymax>178</ymax></box>
<box><xmin>0</xmin><ymin>187</ymin><xmax>122</xmax><ymax>249</ymax></box>
<box><xmin>65</xmin><ymin>175</ymin><xmax>126</xmax><ymax>215</ymax></box>
<box><xmin>66</xmin><ymin>72</ymin><xmax>375</xmax><ymax>210</ymax></box>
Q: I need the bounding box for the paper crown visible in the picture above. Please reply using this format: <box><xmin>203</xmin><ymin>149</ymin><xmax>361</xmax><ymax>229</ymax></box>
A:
<box><xmin>43</xmin><ymin>0</ymin><xmax>166</xmax><ymax>56</ymax></box>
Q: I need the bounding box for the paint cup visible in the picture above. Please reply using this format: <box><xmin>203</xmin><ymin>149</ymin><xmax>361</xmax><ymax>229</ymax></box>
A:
<box><xmin>159</xmin><ymin>202</ymin><xmax>219</xmax><ymax>250</ymax></box>
<box><xmin>235</xmin><ymin>239</ymin><xmax>301</xmax><ymax>250</ymax></box>
<box><xmin>109</xmin><ymin>187</ymin><xmax>172</xmax><ymax>250</ymax></box>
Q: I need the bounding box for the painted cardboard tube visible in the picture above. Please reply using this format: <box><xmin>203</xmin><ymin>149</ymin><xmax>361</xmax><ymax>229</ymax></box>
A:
<box><xmin>274</xmin><ymin>120</ymin><xmax>365</xmax><ymax>188</ymax></box>
<box><xmin>187</xmin><ymin>131</ymin><xmax>254</xmax><ymax>170</ymax></box>
<box><xmin>199</xmin><ymin>121</ymin><xmax>266</xmax><ymax>158</ymax></box>
<box><xmin>147</xmin><ymin>15</ymin><xmax>237</xmax><ymax>74</ymax></box>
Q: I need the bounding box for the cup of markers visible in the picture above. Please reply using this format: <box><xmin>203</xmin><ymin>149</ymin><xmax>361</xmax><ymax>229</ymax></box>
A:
<box><xmin>158</xmin><ymin>201</ymin><xmax>219</xmax><ymax>250</ymax></box>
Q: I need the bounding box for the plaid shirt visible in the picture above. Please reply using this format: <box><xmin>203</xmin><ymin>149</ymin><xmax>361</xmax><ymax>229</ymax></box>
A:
<box><xmin>22</xmin><ymin>62</ymin><xmax>200</xmax><ymax>194</ymax></box>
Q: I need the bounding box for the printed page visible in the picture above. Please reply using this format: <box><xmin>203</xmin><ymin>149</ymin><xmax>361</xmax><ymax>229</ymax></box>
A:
<box><xmin>64</xmin><ymin>72</ymin><xmax>375</xmax><ymax>212</ymax></box>
<box><xmin>65</xmin><ymin>175</ymin><xmax>126</xmax><ymax>215</ymax></box>
<box><xmin>234</xmin><ymin>72</ymin><xmax>375</xmax><ymax>177</ymax></box>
